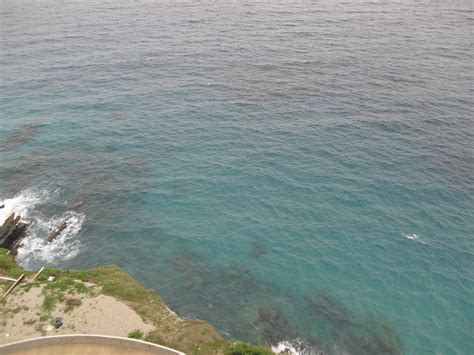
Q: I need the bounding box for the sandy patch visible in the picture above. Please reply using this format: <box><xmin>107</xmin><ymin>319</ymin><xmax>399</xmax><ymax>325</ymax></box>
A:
<box><xmin>0</xmin><ymin>283</ymin><xmax>154</xmax><ymax>345</ymax></box>
<box><xmin>59</xmin><ymin>294</ymin><xmax>154</xmax><ymax>336</ymax></box>
<box><xmin>0</xmin><ymin>286</ymin><xmax>44</xmax><ymax>344</ymax></box>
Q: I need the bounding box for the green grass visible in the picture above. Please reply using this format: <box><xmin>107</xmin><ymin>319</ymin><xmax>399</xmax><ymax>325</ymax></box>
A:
<box><xmin>163</xmin><ymin>325</ymin><xmax>173</xmax><ymax>333</ymax></box>
<box><xmin>64</xmin><ymin>297</ymin><xmax>82</xmax><ymax>313</ymax></box>
<box><xmin>0</xmin><ymin>249</ymin><xmax>27</xmax><ymax>278</ymax></box>
<box><xmin>42</xmin><ymin>295</ymin><xmax>55</xmax><ymax>313</ymax></box>
<box><xmin>0</xmin><ymin>248</ymin><xmax>272</xmax><ymax>355</ymax></box>
<box><xmin>73</xmin><ymin>282</ymin><xmax>88</xmax><ymax>293</ymax></box>
<box><xmin>39</xmin><ymin>314</ymin><xmax>50</xmax><ymax>322</ymax></box>
<box><xmin>72</xmin><ymin>266</ymin><xmax>161</xmax><ymax>304</ymax></box>
<box><xmin>44</xmin><ymin>276</ymin><xmax>75</xmax><ymax>292</ymax></box>
<box><xmin>9</xmin><ymin>305</ymin><xmax>28</xmax><ymax>314</ymax></box>
<box><xmin>144</xmin><ymin>333</ymin><xmax>166</xmax><ymax>345</ymax></box>
<box><xmin>128</xmin><ymin>330</ymin><xmax>144</xmax><ymax>339</ymax></box>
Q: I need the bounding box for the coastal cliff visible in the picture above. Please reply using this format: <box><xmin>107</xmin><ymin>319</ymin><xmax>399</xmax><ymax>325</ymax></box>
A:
<box><xmin>0</xmin><ymin>248</ymin><xmax>273</xmax><ymax>355</ymax></box>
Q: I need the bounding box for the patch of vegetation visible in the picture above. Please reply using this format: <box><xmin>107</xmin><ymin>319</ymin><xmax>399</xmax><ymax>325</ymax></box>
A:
<box><xmin>163</xmin><ymin>325</ymin><xmax>173</xmax><ymax>333</ymax></box>
<box><xmin>36</xmin><ymin>273</ymin><xmax>49</xmax><ymax>282</ymax></box>
<box><xmin>144</xmin><ymin>333</ymin><xmax>166</xmax><ymax>345</ymax></box>
<box><xmin>73</xmin><ymin>281</ymin><xmax>88</xmax><ymax>294</ymax></box>
<box><xmin>188</xmin><ymin>337</ymin><xmax>230</xmax><ymax>355</ymax></box>
<box><xmin>44</xmin><ymin>276</ymin><xmax>75</xmax><ymax>292</ymax></box>
<box><xmin>128</xmin><ymin>330</ymin><xmax>144</xmax><ymax>339</ymax></box>
<box><xmin>224</xmin><ymin>342</ymin><xmax>274</xmax><ymax>355</ymax></box>
<box><xmin>39</xmin><ymin>314</ymin><xmax>50</xmax><ymax>322</ymax></box>
<box><xmin>8</xmin><ymin>305</ymin><xmax>28</xmax><ymax>314</ymax></box>
<box><xmin>42</xmin><ymin>295</ymin><xmax>55</xmax><ymax>312</ymax></box>
<box><xmin>64</xmin><ymin>297</ymin><xmax>82</xmax><ymax>312</ymax></box>
<box><xmin>137</xmin><ymin>308</ymin><xmax>149</xmax><ymax>321</ymax></box>
<box><xmin>19</xmin><ymin>282</ymin><xmax>36</xmax><ymax>293</ymax></box>
<box><xmin>72</xmin><ymin>266</ymin><xmax>161</xmax><ymax>304</ymax></box>
<box><xmin>0</xmin><ymin>248</ymin><xmax>271</xmax><ymax>355</ymax></box>
<box><xmin>0</xmin><ymin>248</ymin><xmax>27</xmax><ymax>278</ymax></box>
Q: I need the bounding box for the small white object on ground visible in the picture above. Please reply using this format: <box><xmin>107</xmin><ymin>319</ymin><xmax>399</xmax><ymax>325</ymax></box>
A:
<box><xmin>47</xmin><ymin>276</ymin><xmax>55</xmax><ymax>282</ymax></box>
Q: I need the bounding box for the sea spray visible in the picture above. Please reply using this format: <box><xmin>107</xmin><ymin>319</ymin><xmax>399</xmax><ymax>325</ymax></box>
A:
<box><xmin>272</xmin><ymin>339</ymin><xmax>323</xmax><ymax>355</ymax></box>
<box><xmin>0</xmin><ymin>189</ymin><xmax>85</xmax><ymax>268</ymax></box>
<box><xmin>0</xmin><ymin>189</ymin><xmax>51</xmax><ymax>225</ymax></box>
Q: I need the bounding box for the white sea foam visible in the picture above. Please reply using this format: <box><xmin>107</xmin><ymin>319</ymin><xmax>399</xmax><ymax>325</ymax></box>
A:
<box><xmin>271</xmin><ymin>339</ymin><xmax>321</xmax><ymax>355</ymax></box>
<box><xmin>405</xmin><ymin>233</ymin><xmax>419</xmax><ymax>240</ymax></box>
<box><xmin>0</xmin><ymin>188</ymin><xmax>50</xmax><ymax>225</ymax></box>
<box><xmin>1</xmin><ymin>189</ymin><xmax>84</xmax><ymax>267</ymax></box>
<box><xmin>404</xmin><ymin>233</ymin><xmax>427</xmax><ymax>245</ymax></box>
<box><xmin>272</xmin><ymin>341</ymin><xmax>301</xmax><ymax>354</ymax></box>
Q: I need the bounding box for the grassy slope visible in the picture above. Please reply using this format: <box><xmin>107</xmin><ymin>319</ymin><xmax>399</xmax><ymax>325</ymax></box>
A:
<box><xmin>0</xmin><ymin>248</ymin><xmax>272</xmax><ymax>355</ymax></box>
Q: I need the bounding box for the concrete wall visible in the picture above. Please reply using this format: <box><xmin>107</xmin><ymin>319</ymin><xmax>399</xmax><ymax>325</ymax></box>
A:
<box><xmin>0</xmin><ymin>334</ymin><xmax>185</xmax><ymax>355</ymax></box>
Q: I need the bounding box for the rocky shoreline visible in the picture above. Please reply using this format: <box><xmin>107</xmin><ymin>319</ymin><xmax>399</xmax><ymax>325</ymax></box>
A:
<box><xmin>0</xmin><ymin>210</ymin><xmax>73</xmax><ymax>256</ymax></box>
<box><xmin>0</xmin><ymin>210</ymin><xmax>278</xmax><ymax>355</ymax></box>
<box><xmin>0</xmin><ymin>212</ymin><xmax>28</xmax><ymax>255</ymax></box>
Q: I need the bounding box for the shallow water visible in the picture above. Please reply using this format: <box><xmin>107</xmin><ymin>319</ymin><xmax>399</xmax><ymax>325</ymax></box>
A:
<box><xmin>1</xmin><ymin>0</ymin><xmax>473</xmax><ymax>353</ymax></box>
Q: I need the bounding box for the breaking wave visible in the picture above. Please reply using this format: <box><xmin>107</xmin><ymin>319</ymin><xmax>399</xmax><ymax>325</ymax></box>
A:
<box><xmin>405</xmin><ymin>233</ymin><xmax>419</xmax><ymax>240</ymax></box>
<box><xmin>0</xmin><ymin>188</ymin><xmax>51</xmax><ymax>225</ymax></box>
<box><xmin>404</xmin><ymin>233</ymin><xmax>427</xmax><ymax>245</ymax></box>
<box><xmin>0</xmin><ymin>189</ymin><xmax>85</xmax><ymax>268</ymax></box>
<box><xmin>272</xmin><ymin>340</ymin><xmax>323</xmax><ymax>355</ymax></box>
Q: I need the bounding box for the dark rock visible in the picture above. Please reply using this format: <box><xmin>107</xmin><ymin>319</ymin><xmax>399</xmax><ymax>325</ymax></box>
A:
<box><xmin>48</xmin><ymin>220</ymin><xmax>68</xmax><ymax>243</ymax></box>
<box><xmin>54</xmin><ymin>317</ymin><xmax>63</xmax><ymax>329</ymax></box>
<box><xmin>0</xmin><ymin>213</ymin><xmax>28</xmax><ymax>255</ymax></box>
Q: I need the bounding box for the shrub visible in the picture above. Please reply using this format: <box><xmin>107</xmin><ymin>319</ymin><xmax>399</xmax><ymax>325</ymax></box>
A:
<box><xmin>128</xmin><ymin>330</ymin><xmax>143</xmax><ymax>339</ymax></box>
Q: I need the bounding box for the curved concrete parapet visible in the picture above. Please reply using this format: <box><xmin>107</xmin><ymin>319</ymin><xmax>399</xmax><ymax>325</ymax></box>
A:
<box><xmin>0</xmin><ymin>334</ymin><xmax>185</xmax><ymax>354</ymax></box>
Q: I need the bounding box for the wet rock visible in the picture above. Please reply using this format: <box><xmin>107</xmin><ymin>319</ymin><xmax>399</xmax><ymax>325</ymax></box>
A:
<box><xmin>0</xmin><ymin>213</ymin><xmax>28</xmax><ymax>255</ymax></box>
<box><xmin>48</xmin><ymin>220</ymin><xmax>68</xmax><ymax>243</ymax></box>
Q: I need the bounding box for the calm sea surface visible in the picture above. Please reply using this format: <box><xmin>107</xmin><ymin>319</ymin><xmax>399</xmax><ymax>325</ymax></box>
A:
<box><xmin>1</xmin><ymin>1</ymin><xmax>473</xmax><ymax>353</ymax></box>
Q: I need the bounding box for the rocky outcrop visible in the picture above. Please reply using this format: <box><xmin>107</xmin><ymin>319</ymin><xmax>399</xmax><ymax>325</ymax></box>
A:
<box><xmin>0</xmin><ymin>213</ymin><xmax>28</xmax><ymax>255</ymax></box>
<box><xmin>48</xmin><ymin>220</ymin><xmax>68</xmax><ymax>243</ymax></box>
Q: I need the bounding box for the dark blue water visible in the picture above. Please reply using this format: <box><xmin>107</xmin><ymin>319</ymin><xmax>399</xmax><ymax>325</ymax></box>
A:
<box><xmin>1</xmin><ymin>1</ymin><xmax>473</xmax><ymax>353</ymax></box>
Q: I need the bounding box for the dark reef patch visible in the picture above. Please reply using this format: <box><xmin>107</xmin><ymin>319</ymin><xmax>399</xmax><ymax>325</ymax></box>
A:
<box><xmin>0</xmin><ymin>122</ymin><xmax>44</xmax><ymax>151</ymax></box>
<box><xmin>307</xmin><ymin>293</ymin><xmax>358</xmax><ymax>327</ymax></box>
<box><xmin>306</xmin><ymin>293</ymin><xmax>403</xmax><ymax>355</ymax></box>
<box><xmin>250</xmin><ymin>241</ymin><xmax>266</xmax><ymax>259</ymax></box>
<box><xmin>254</xmin><ymin>305</ymin><xmax>296</xmax><ymax>345</ymax></box>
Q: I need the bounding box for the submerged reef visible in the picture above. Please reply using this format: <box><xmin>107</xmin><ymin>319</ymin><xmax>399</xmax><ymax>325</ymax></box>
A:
<box><xmin>254</xmin><ymin>305</ymin><xmax>296</xmax><ymax>345</ymax></box>
<box><xmin>306</xmin><ymin>294</ymin><xmax>403</xmax><ymax>355</ymax></box>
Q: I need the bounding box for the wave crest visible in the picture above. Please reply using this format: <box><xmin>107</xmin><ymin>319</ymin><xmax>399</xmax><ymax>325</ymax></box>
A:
<box><xmin>272</xmin><ymin>339</ymin><xmax>323</xmax><ymax>355</ymax></box>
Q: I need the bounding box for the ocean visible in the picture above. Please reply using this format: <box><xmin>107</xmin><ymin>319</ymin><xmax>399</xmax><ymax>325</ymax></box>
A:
<box><xmin>0</xmin><ymin>0</ymin><xmax>473</xmax><ymax>353</ymax></box>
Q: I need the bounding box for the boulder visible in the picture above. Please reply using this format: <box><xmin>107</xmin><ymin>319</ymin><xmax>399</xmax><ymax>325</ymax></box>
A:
<box><xmin>48</xmin><ymin>220</ymin><xmax>68</xmax><ymax>243</ymax></box>
<box><xmin>0</xmin><ymin>213</ymin><xmax>28</xmax><ymax>254</ymax></box>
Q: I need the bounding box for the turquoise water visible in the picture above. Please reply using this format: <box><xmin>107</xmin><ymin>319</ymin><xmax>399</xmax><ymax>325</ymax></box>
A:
<box><xmin>1</xmin><ymin>0</ymin><xmax>473</xmax><ymax>353</ymax></box>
